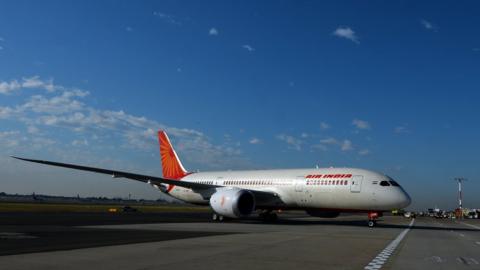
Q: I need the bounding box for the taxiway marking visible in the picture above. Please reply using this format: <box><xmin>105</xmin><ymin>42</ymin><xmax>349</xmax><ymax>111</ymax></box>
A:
<box><xmin>459</xmin><ymin>222</ymin><xmax>480</xmax><ymax>230</ymax></box>
<box><xmin>0</xmin><ymin>232</ymin><xmax>37</xmax><ymax>239</ymax></box>
<box><xmin>364</xmin><ymin>219</ymin><xmax>415</xmax><ymax>270</ymax></box>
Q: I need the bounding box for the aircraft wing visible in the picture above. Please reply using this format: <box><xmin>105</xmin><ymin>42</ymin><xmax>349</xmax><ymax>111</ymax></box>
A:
<box><xmin>11</xmin><ymin>156</ymin><xmax>217</xmax><ymax>190</ymax></box>
<box><xmin>11</xmin><ymin>156</ymin><xmax>282</xmax><ymax>204</ymax></box>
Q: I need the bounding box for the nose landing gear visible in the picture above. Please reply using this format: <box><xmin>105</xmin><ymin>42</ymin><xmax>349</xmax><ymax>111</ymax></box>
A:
<box><xmin>367</xmin><ymin>212</ymin><xmax>382</xmax><ymax>227</ymax></box>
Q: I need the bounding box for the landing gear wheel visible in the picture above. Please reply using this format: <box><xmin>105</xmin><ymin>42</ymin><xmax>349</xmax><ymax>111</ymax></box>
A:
<box><xmin>259</xmin><ymin>211</ymin><xmax>278</xmax><ymax>222</ymax></box>
<box><xmin>218</xmin><ymin>215</ymin><xmax>224</xmax><ymax>222</ymax></box>
<box><xmin>367</xmin><ymin>212</ymin><xmax>380</xmax><ymax>227</ymax></box>
<box><xmin>267</xmin><ymin>213</ymin><xmax>278</xmax><ymax>222</ymax></box>
<box><xmin>212</xmin><ymin>213</ymin><xmax>218</xmax><ymax>221</ymax></box>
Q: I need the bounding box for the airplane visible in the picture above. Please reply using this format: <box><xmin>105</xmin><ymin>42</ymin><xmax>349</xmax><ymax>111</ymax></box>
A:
<box><xmin>12</xmin><ymin>130</ymin><xmax>411</xmax><ymax>227</ymax></box>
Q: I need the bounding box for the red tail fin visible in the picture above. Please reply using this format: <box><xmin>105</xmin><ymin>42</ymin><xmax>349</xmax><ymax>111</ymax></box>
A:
<box><xmin>158</xmin><ymin>130</ymin><xmax>188</xmax><ymax>180</ymax></box>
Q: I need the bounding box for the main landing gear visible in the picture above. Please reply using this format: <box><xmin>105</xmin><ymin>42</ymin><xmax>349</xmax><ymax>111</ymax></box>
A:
<box><xmin>259</xmin><ymin>210</ymin><xmax>278</xmax><ymax>222</ymax></box>
<box><xmin>212</xmin><ymin>213</ymin><xmax>225</xmax><ymax>222</ymax></box>
<box><xmin>367</xmin><ymin>212</ymin><xmax>382</xmax><ymax>227</ymax></box>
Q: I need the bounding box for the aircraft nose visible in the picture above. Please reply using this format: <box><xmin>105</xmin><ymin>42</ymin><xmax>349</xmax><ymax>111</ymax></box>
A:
<box><xmin>398</xmin><ymin>190</ymin><xmax>411</xmax><ymax>208</ymax></box>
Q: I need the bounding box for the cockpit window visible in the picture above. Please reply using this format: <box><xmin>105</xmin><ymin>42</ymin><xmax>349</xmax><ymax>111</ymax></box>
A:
<box><xmin>389</xmin><ymin>180</ymin><xmax>400</xmax><ymax>187</ymax></box>
<box><xmin>380</xmin><ymin>181</ymin><xmax>390</xmax><ymax>186</ymax></box>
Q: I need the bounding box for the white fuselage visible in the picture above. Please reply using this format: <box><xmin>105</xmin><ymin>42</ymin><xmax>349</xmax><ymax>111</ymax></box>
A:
<box><xmin>168</xmin><ymin>168</ymin><xmax>411</xmax><ymax>212</ymax></box>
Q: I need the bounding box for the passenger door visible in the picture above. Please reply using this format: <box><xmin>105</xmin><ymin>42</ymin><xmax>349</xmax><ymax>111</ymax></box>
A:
<box><xmin>350</xmin><ymin>175</ymin><xmax>363</xmax><ymax>193</ymax></box>
<box><xmin>295</xmin><ymin>177</ymin><xmax>308</xmax><ymax>206</ymax></box>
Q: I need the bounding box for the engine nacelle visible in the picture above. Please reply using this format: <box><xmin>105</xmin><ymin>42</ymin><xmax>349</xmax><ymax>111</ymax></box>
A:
<box><xmin>210</xmin><ymin>188</ymin><xmax>255</xmax><ymax>218</ymax></box>
<box><xmin>306</xmin><ymin>210</ymin><xmax>340</xmax><ymax>218</ymax></box>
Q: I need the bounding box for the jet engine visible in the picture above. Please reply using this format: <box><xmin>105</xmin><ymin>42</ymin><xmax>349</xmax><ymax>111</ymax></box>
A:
<box><xmin>210</xmin><ymin>188</ymin><xmax>255</xmax><ymax>218</ymax></box>
<box><xmin>305</xmin><ymin>210</ymin><xmax>340</xmax><ymax>218</ymax></box>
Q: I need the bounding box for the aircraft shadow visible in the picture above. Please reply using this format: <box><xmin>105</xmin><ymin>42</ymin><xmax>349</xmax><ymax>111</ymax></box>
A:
<box><xmin>233</xmin><ymin>218</ymin><xmax>480</xmax><ymax>232</ymax></box>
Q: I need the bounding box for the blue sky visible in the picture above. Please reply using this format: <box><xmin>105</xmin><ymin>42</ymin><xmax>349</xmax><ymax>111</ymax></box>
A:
<box><xmin>1</xmin><ymin>1</ymin><xmax>479</xmax><ymax>210</ymax></box>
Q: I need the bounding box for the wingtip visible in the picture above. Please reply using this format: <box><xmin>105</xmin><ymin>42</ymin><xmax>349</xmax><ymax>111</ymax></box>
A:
<box><xmin>10</xmin><ymin>156</ymin><xmax>29</xmax><ymax>161</ymax></box>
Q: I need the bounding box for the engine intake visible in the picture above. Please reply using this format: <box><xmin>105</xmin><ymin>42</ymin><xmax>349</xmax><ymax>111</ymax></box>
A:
<box><xmin>210</xmin><ymin>188</ymin><xmax>255</xmax><ymax>218</ymax></box>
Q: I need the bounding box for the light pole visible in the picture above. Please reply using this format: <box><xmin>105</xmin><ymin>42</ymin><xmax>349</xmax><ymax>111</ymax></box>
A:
<box><xmin>454</xmin><ymin>177</ymin><xmax>467</xmax><ymax>218</ymax></box>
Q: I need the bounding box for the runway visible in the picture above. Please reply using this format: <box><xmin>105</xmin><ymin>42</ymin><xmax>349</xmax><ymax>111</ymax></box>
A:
<box><xmin>0</xmin><ymin>212</ymin><xmax>479</xmax><ymax>270</ymax></box>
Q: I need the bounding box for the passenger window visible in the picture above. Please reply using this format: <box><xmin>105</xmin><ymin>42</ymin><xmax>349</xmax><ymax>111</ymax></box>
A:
<box><xmin>380</xmin><ymin>181</ymin><xmax>390</xmax><ymax>186</ymax></box>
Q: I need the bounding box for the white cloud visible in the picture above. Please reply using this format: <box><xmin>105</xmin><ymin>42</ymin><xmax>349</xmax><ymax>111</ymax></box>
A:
<box><xmin>21</xmin><ymin>93</ymin><xmax>87</xmax><ymax>115</ymax></box>
<box><xmin>394</xmin><ymin>126</ymin><xmax>410</xmax><ymax>134</ymax></box>
<box><xmin>0</xmin><ymin>106</ymin><xmax>14</xmax><ymax>119</ymax></box>
<box><xmin>0</xmin><ymin>76</ymin><xmax>61</xmax><ymax>95</ymax></box>
<box><xmin>72</xmin><ymin>139</ymin><xmax>89</xmax><ymax>146</ymax></box>
<box><xmin>421</xmin><ymin>19</ymin><xmax>437</xmax><ymax>31</ymax></box>
<box><xmin>311</xmin><ymin>144</ymin><xmax>327</xmax><ymax>151</ymax></box>
<box><xmin>317</xmin><ymin>137</ymin><xmax>354</xmax><ymax>152</ymax></box>
<box><xmin>22</xmin><ymin>76</ymin><xmax>57</xmax><ymax>92</ymax></box>
<box><xmin>333</xmin><ymin>26</ymin><xmax>359</xmax><ymax>43</ymax></box>
<box><xmin>358</xmin><ymin>149</ymin><xmax>370</xmax><ymax>155</ymax></box>
<box><xmin>276</xmin><ymin>134</ymin><xmax>302</xmax><ymax>151</ymax></box>
<box><xmin>249</xmin><ymin>137</ymin><xmax>261</xmax><ymax>144</ymax></box>
<box><xmin>242</xmin><ymin>45</ymin><xmax>255</xmax><ymax>52</ymax></box>
<box><xmin>352</xmin><ymin>119</ymin><xmax>370</xmax><ymax>130</ymax></box>
<box><xmin>0</xmin><ymin>131</ymin><xmax>22</xmax><ymax>148</ymax></box>
<box><xmin>153</xmin><ymin>12</ymin><xmax>182</xmax><ymax>25</ymax></box>
<box><xmin>22</xmin><ymin>76</ymin><xmax>44</xmax><ymax>89</ymax></box>
<box><xmin>209</xmin><ymin>28</ymin><xmax>219</xmax><ymax>36</ymax></box>
<box><xmin>0</xmin><ymin>131</ymin><xmax>19</xmax><ymax>138</ymax></box>
<box><xmin>0</xmin><ymin>80</ymin><xmax>21</xmax><ymax>94</ymax></box>
<box><xmin>31</xmin><ymin>137</ymin><xmax>55</xmax><ymax>149</ymax></box>
<box><xmin>0</xmin><ymin>76</ymin><xmax>247</xmax><ymax>169</ymax></box>
<box><xmin>320</xmin><ymin>137</ymin><xmax>338</xmax><ymax>145</ymax></box>
<box><xmin>27</xmin><ymin>126</ymin><xmax>39</xmax><ymax>134</ymax></box>
<box><xmin>320</xmin><ymin>122</ymin><xmax>330</xmax><ymax>130</ymax></box>
<box><xmin>341</xmin><ymin>140</ymin><xmax>353</xmax><ymax>151</ymax></box>
<box><xmin>125</xmin><ymin>26</ymin><xmax>133</xmax><ymax>32</ymax></box>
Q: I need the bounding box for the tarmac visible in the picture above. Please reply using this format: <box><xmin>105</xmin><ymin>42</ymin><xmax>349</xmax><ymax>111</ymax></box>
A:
<box><xmin>0</xmin><ymin>211</ymin><xmax>479</xmax><ymax>270</ymax></box>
